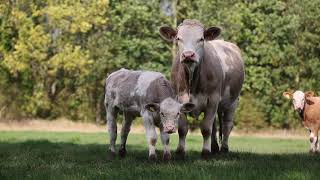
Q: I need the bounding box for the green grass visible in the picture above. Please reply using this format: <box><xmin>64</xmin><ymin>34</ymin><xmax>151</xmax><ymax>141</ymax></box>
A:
<box><xmin>0</xmin><ymin>131</ymin><xmax>319</xmax><ymax>180</ymax></box>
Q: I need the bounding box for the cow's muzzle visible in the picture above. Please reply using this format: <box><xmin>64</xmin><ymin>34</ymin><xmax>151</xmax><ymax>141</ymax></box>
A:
<box><xmin>163</xmin><ymin>124</ymin><xmax>176</xmax><ymax>134</ymax></box>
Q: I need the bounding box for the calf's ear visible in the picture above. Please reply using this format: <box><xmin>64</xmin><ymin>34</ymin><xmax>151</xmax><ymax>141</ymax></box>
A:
<box><xmin>159</xmin><ymin>26</ymin><xmax>177</xmax><ymax>42</ymax></box>
<box><xmin>145</xmin><ymin>103</ymin><xmax>160</xmax><ymax>112</ymax></box>
<box><xmin>305</xmin><ymin>91</ymin><xmax>315</xmax><ymax>98</ymax></box>
<box><xmin>180</xmin><ymin>103</ymin><xmax>195</xmax><ymax>113</ymax></box>
<box><xmin>282</xmin><ymin>91</ymin><xmax>293</xmax><ymax>99</ymax></box>
<box><xmin>204</xmin><ymin>26</ymin><xmax>221</xmax><ymax>41</ymax></box>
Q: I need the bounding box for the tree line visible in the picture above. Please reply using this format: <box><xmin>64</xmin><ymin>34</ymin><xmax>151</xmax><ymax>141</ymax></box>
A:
<box><xmin>0</xmin><ymin>0</ymin><xmax>319</xmax><ymax>129</ymax></box>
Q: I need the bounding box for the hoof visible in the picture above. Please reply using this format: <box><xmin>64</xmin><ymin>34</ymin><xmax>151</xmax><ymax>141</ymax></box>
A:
<box><xmin>163</xmin><ymin>152</ymin><xmax>171</xmax><ymax>162</ymax></box>
<box><xmin>108</xmin><ymin>151</ymin><xmax>116</xmax><ymax>160</ymax></box>
<box><xmin>175</xmin><ymin>148</ymin><xmax>186</xmax><ymax>160</ymax></box>
<box><xmin>220</xmin><ymin>146</ymin><xmax>229</xmax><ymax>153</ymax></box>
<box><xmin>211</xmin><ymin>142</ymin><xmax>220</xmax><ymax>155</ymax></box>
<box><xmin>149</xmin><ymin>154</ymin><xmax>157</xmax><ymax>162</ymax></box>
<box><xmin>309</xmin><ymin>149</ymin><xmax>317</xmax><ymax>154</ymax></box>
<box><xmin>119</xmin><ymin>148</ymin><xmax>127</xmax><ymax>158</ymax></box>
<box><xmin>201</xmin><ymin>149</ymin><xmax>211</xmax><ymax>160</ymax></box>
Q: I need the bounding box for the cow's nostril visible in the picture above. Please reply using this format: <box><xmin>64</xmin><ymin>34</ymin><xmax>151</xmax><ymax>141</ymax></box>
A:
<box><xmin>182</xmin><ymin>51</ymin><xmax>195</xmax><ymax>59</ymax></box>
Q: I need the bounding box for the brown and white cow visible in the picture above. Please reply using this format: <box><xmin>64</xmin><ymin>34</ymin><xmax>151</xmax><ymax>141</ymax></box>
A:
<box><xmin>283</xmin><ymin>90</ymin><xmax>320</xmax><ymax>153</ymax></box>
<box><xmin>159</xmin><ymin>19</ymin><xmax>245</xmax><ymax>158</ymax></box>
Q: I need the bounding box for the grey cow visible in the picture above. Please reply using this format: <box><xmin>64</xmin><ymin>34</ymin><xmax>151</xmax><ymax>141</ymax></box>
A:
<box><xmin>159</xmin><ymin>19</ymin><xmax>245</xmax><ymax>158</ymax></box>
<box><xmin>104</xmin><ymin>69</ymin><xmax>195</xmax><ymax>161</ymax></box>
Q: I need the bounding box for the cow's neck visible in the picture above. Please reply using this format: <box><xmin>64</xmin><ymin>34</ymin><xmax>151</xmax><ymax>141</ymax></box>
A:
<box><xmin>299</xmin><ymin>102</ymin><xmax>306</xmax><ymax>119</ymax></box>
<box><xmin>183</xmin><ymin>60</ymin><xmax>201</xmax><ymax>95</ymax></box>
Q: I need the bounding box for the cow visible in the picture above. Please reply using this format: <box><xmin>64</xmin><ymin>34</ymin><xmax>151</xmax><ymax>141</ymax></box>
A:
<box><xmin>159</xmin><ymin>19</ymin><xmax>245</xmax><ymax>158</ymax></box>
<box><xmin>104</xmin><ymin>68</ymin><xmax>195</xmax><ymax>161</ymax></box>
<box><xmin>283</xmin><ymin>90</ymin><xmax>320</xmax><ymax>153</ymax></box>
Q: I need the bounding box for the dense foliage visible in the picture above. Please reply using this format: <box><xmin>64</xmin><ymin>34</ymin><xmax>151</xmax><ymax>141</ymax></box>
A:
<box><xmin>0</xmin><ymin>0</ymin><xmax>319</xmax><ymax>129</ymax></box>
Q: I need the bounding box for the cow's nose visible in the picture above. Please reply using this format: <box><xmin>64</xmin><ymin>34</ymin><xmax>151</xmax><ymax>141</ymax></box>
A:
<box><xmin>182</xmin><ymin>51</ymin><xmax>195</xmax><ymax>60</ymax></box>
<box><xmin>164</xmin><ymin>124</ymin><xmax>176</xmax><ymax>134</ymax></box>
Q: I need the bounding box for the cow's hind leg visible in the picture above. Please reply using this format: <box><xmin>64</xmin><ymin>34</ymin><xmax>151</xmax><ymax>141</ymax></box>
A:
<box><xmin>221</xmin><ymin>101</ymin><xmax>237</xmax><ymax>153</ymax></box>
<box><xmin>119</xmin><ymin>112</ymin><xmax>134</xmax><ymax>158</ymax></box>
<box><xmin>211</xmin><ymin>111</ymin><xmax>222</xmax><ymax>154</ymax></box>
<box><xmin>106</xmin><ymin>106</ymin><xmax>118</xmax><ymax>159</ymax></box>
<box><xmin>176</xmin><ymin>114</ymin><xmax>188</xmax><ymax>160</ymax></box>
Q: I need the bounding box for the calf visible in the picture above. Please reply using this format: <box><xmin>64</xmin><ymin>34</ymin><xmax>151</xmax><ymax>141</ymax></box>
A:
<box><xmin>105</xmin><ymin>69</ymin><xmax>194</xmax><ymax>160</ymax></box>
<box><xmin>283</xmin><ymin>90</ymin><xmax>320</xmax><ymax>153</ymax></box>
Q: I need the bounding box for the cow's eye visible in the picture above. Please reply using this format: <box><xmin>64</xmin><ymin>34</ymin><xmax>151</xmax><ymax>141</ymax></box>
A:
<box><xmin>176</xmin><ymin>37</ymin><xmax>181</xmax><ymax>41</ymax></box>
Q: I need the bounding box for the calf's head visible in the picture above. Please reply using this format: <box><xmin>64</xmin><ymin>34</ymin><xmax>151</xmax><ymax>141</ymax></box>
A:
<box><xmin>283</xmin><ymin>90</ymin><xmax>315</xmax><ymax>112</ymax></box>
<box><xmin>159</xmin><ymin>19</ymin><xmax>221</xmax><ymax>67</ymax></box>
<box><xmin>145</xmin><ymin>98</ymin><xmax>195</xmax><ymax>134</ymax></box>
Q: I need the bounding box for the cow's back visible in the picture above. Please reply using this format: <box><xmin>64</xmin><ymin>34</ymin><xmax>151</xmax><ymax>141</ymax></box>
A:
<box><xmin>209</xmin><ymin>40</ymin><xmax>245</xmax><ymax>107</ymax></box>
<box><xmin>105</xmin><ymin>69</ymin><xmax>141</xmax><ymax>110</ymax></box>
<box><xmin>304</xmin><ymin>97</ymin><xmax>320</xmax><ymax>125</ymax></box>
<box><xmin>105</xmin><ymin>69</ymin><xmax>171</xmax><ymax>112</ymax></box>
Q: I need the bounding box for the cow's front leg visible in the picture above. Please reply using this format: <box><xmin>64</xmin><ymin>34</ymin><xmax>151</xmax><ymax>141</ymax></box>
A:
<box><xmin>142</xmin><ymin>112</ymin><xmax>158</xmax><ymax>161</ymax></box>
<box><xmin>176</xmin><ymin>114</ymin><xmax>188</xmax><ymax>159</ymax></box>
<box><xmin>106</xmin><ymin>106</ymin><xmax>118</xmax><ymax>159</ymax></box>
<box><xmin>200</xmin><ymin>103</ymin><xmax>218</xmax><ymax>159</ymax></box>
<box><xmin>119</xmin><ymin>112</ymin><xmax>134</xmax><ymax>158</ymax></box>
<box><xmin>310</xmin><ymin>130</ymin><xmax>318</xmax><ymax>154</ymax></box>
<box><xmin>160</xmin><ymin>130</ymin><xmax>171</xmax><ymax>161</ymax></box>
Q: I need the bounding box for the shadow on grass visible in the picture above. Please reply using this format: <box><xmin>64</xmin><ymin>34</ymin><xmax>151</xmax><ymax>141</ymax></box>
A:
<box><xmin>1</xmin><ymin>140</ymin><xmax>320</xmax><ymax>179</ymax></box>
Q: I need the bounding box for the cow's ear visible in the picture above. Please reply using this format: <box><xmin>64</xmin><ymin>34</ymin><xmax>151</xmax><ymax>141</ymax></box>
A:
<box><xmin>283</xmin><ymin>91</ymin><xmax>293</xmax><ymax>99</ymax></box>
<box><xmin>159</xmin><ymin>26</ymin><xmax>177</xmax><ymax>42</ymax></box>
<box><xmin>180</xmin><ymin>103</ymin><xmax>195</xmax><ymax>113</ymax></box>
<box><xmin>145</xmin><ymin>103</ymin><xmax>160</xmax><ymax>112</ymax></box>
<box><xmin>204</xmin><ymin>26</ymin><xmax>221</xmax><ymax>41</ymax></box>
<box><xmin>305</xmin><ymin>91</ymin><xmax>315</xmax><ymax>98</ymax></box>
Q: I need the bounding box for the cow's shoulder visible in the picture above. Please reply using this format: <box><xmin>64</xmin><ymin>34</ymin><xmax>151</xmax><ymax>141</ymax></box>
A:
<box><xmin>304</xmin><ymin>97</ymin><xmax>320</xmax><ymax>121</ymax></box>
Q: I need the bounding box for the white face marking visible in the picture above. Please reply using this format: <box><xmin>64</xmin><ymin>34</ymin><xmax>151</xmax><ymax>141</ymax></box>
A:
<box><xmin>292</xmin><ymin>91</ymin><xmax>305</xmax><ymax>111</ymax></box>
<box><xmin>135</xmin><ymin>72</ymin><xmax>163</xmax><ymax>96</ymax></box>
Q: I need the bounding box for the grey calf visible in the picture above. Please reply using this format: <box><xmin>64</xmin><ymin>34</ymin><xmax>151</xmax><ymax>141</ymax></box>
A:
<box><xmin>104</xmin><ymin>69</ymin><xmax>194</xmax><ymax>160</ymax></box>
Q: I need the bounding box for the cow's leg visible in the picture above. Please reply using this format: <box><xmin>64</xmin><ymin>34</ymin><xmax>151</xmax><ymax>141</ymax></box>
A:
<box><xmin>211</xmin><ymin>111</ymin><xmax>222</xmax><ymax>154</ymax></box>
<box><xmin>106</xmin><ymin>106</ymin><xmax>118</xmax><ymax>159</ymax></box>
<box><xmin>221</xmin><ymin>101</ymin><xmax>237</xmax><ymax>153</ymax></box>
<box><xmin>200</xmin><ymin>103</ymin><xmax>218</xmax><ymax>159</ymax></box>
<box><xmin>142</xmin><ymin>112</ymin><xmax>158</xmax><ymax>161</ymax></box>
<box><xmin>160</xmin><ymin>130</ymin><xmax>171</xmax><ymax>161</ymax></box>
<box><xmin>119</xmin><ymin>112</ymin><xmax>134</xmax><ymax>158</ymax></box>
<box><xmin>176</xmin><ymin>114</ymin><xmax>188</xmax><ymax>159</ymax></box>
<box><xmin>310</xmin><ymin>129</ymin><xmax>318</xmax><ymax>154</ymax></box>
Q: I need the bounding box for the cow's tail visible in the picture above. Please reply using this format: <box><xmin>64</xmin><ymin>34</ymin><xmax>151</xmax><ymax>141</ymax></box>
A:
<box><xmin>218</xmin><ymin>110</ymin><xmax>223</xmax><ymax>143</ymax></box>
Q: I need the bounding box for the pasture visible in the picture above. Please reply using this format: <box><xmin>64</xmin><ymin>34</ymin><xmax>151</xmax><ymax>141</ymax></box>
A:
<box><xmin>1</xmin><ymin>131</ymin><xmax>319</xmax><ymax>179</ymax></box>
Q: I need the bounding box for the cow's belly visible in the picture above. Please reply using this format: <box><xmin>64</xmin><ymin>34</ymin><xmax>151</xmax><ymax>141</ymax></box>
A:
<box><xmin>190</xmin><ymin>94</ymin><xmax>208</xmax><ymax>117</ymax></box>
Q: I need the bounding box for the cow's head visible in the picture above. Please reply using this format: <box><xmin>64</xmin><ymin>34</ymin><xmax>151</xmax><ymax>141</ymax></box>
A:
<box><xmin>159</xmin><ymin>19</ymin><xmax>221</xmax><ymax>67</ymax></box>
<box><xmin>283</xmin><ymin>90</ymin><xmax>315</xmax><ymax>112</ymax></box>
<box><xmin>145</xmin><ymin>98</ymin><xmax>195</xmax><ymax>134</ymax></box>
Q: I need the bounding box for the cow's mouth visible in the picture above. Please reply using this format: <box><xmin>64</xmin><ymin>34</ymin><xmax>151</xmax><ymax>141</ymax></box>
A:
<box><xmin>182</xmin><ymin>58</ymin><xmax>197</xmax><ymax>65</ymax></box>
<box><xmin>164</xmin><ymin>129</ymin><xmax>176</xmax><ymax>134</ymax></box>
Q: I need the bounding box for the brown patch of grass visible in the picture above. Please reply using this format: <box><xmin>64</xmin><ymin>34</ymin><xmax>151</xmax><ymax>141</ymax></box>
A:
<box><xmin>0</xmin><ymin>119</ymin><xmax>308</xmax><ymax>139</ymax></box>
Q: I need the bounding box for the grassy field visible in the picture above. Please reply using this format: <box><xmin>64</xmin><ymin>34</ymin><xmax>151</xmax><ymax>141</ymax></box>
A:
<box><xmin>0</xmin><ymin>131</ymin><xmax>319</xmax><ymax>179</ymax></box>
